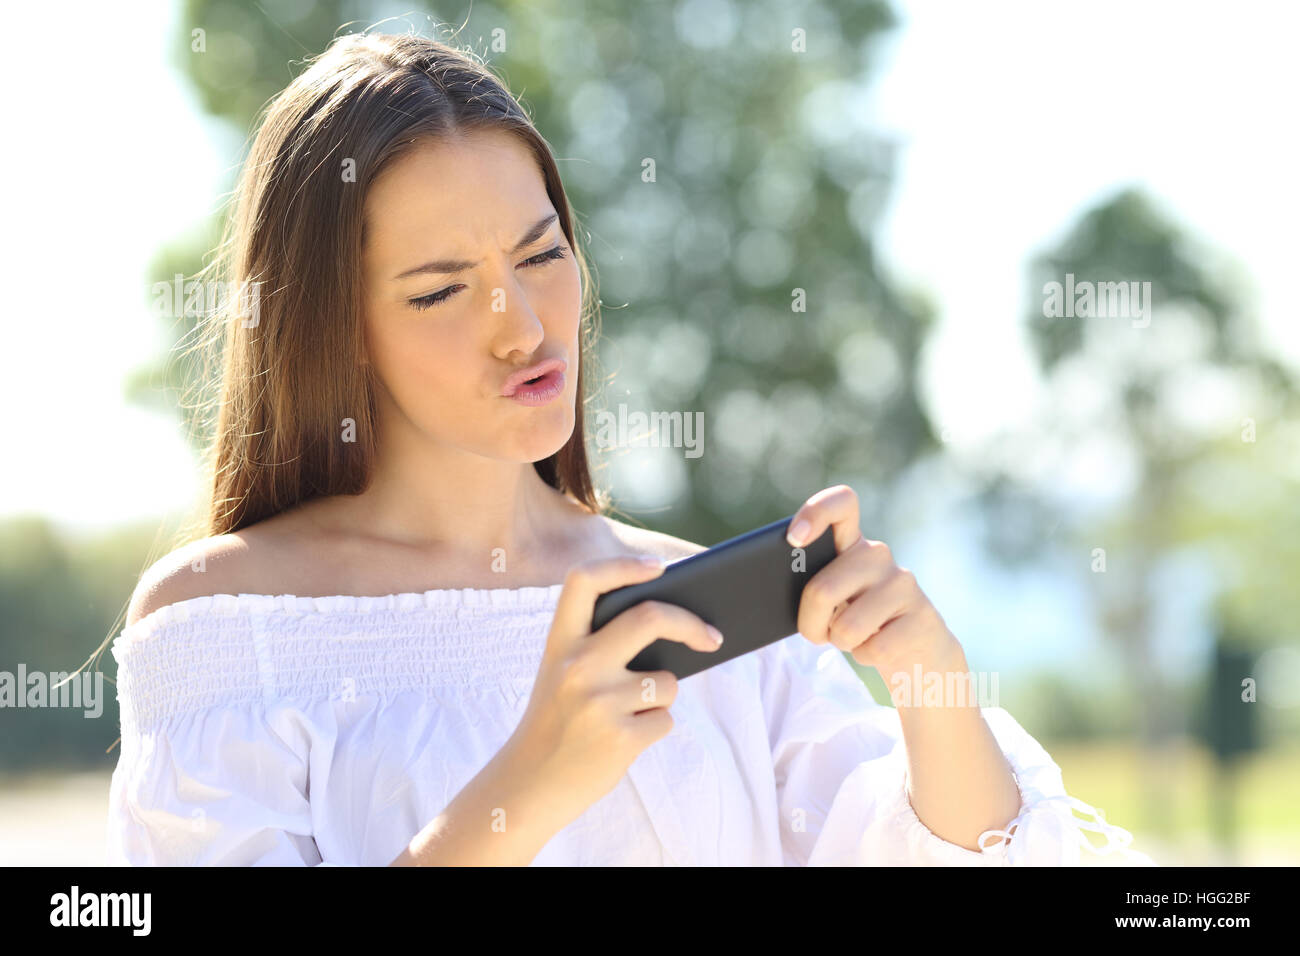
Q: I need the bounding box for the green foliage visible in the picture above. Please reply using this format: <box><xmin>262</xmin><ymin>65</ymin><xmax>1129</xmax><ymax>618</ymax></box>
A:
<box><xmin>0</xmin><ymin>518</ymin><xmax>161</xmax><ymax>771</ymax></box>
<box><xmin>1026</xmin><ymin>189</ymin><xmax>1234</xmax><ymax>372</ymax></box>
<box><xmin>132</xmin><ymin>0</ymin><xmax>935</xmax><ymax>546</ymax></box>
<box><xmin>999</xmin><ymin>184</ymin><xmax>1300</xmax><ymax>771</ymax></box>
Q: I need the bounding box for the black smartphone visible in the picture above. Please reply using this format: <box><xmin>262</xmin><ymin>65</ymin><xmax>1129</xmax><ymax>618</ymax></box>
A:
<box><xmin>590</xmin><ymin>515</ymin><xmax>838</xmax><ymax>680</ymax></box>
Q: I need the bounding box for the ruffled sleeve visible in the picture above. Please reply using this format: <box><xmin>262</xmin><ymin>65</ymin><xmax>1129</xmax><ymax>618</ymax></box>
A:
<box><xmin>106</xmin><ymin>602</ymin><xmax>344</xmax><ymax>866</ymax></box>
<box><xmin>107</xmin><ymin>704</ymin><xmax>332</xmax><ymax>866</ymax></box>
<box><xmin>759</xmin><ymin>634</ymin><xmax>1153</xmax><ymax>866</ymax></box>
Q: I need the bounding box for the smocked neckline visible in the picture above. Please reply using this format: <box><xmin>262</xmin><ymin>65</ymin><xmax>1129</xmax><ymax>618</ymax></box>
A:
<box><xmin>119</xmin><ymin>584</ymin><xmax>566</xmax><ymax>643</ymax></box>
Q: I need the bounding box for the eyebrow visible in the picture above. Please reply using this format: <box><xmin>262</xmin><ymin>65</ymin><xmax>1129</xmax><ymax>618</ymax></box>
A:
<box><xmin>392</xmin><ymin>213</ymin><xmax>560</xmax><ymax>281</ymax></box>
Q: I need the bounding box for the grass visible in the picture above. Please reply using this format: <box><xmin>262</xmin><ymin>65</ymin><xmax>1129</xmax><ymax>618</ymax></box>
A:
<box><xmin>3</xmin><ymin>740</ymin><xmax>1296</xmax><ymax>866</ymax></box>
<box><xmin>1044</xmin><ymin>737</ymin><xmax>1300</xmax><ymax>865</ymax></box>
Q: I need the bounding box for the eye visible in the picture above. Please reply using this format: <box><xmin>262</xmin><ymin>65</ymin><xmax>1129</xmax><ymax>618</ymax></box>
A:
<box><xmin>523</xmin><ymin>243</ymin><xmax>569</xmax><ymax>268</ymax></box>
<box><xmin>407</xmin><ymin>243</ymin><xmax>570</xmax><ymax>312</ymax></box>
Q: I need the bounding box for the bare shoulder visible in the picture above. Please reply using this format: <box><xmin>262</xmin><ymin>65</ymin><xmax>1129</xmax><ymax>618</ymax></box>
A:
<box><xmin>124</xmin><ymin>522</ymin><xmax>292</xmax><ymax>628</ymax></box>
<box><xmin>596</xmin><ymin>514</ymin><xmax>708</xmax><ymax>563</ymax></box>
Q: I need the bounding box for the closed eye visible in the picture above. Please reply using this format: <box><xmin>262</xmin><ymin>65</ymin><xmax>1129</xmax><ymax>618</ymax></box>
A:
<box><xmin>407</xmin><ymin>244</ymin><xmax>569</xmax><ymax>312</ymax></box>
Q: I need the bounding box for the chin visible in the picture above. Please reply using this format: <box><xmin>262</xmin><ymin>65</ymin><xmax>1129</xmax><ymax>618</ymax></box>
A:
<box><xmin>502</xmin><ymin>408</ymin><xmax>576</xmax><ymax>463</ymax></box>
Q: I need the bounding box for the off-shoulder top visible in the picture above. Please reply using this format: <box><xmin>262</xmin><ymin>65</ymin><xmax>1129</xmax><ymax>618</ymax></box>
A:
<box><xmin>105</xmin><ymin>585</ymin><xmax>1152</xmax><ymax>866</ymax></box>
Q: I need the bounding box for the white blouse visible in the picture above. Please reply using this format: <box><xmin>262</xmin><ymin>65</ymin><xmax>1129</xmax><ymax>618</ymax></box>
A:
<box><xmin>106</xmin><ymin>585</ymin><xmax>1151</xmax><ymax>866</ymax></box>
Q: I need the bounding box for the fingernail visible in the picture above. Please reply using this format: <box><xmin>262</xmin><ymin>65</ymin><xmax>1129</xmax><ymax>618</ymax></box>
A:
<box><xmin>788</xmin><ymin>519</ymin><xmax>810</xmax><ymax>547</ymax></box>
<box><xmin>639</xmin><ymin>554</ymin><xmax>665</xmax><ymax>568</ymax></box>
<box><xmin>705</xmin><ymin>625</ymin><xmax>724</xmax><ymax>646</ymax></box>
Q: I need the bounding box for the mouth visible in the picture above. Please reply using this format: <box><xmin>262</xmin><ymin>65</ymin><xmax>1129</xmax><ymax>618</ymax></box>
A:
<box><xmin>501</xmin><ymin>358</ymin><xmax>567</xmax><ymax>405</ymax></box>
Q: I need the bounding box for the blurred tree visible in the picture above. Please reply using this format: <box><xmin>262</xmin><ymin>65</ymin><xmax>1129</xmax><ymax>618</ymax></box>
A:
<box><xmin>129</xmin><ymin>0</ymin><xmax>940</xmax><ymax>550</ymax></box>
<box><xmin>0</xmin><ymin>517</ymin><xmax>164</xmax><ymax>770</ymax></box>
<box><xmin>1198</xmin><ymin>629</ymin><xmax>1259</xmax><ymax>863</ymax></box>
<box><xmin>975</xmin><ymin>186</ymin><xmax>1300</xmax><ymax>835</ymax></box>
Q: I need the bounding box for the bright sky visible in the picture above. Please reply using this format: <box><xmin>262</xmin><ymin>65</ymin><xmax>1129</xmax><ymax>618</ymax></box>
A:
<box><xmin>5</xmin><ymin>0</ymin><xmax>1297</xmax><ymax>562</ymax></box>
<box><xmin>1</xmin><ymin>0</ymin><xmax>228</xmax><ymax>539</ymax></box>
<box><xmin>871</xmin><ymin>0</ymin><xmax>1300</xmax><ymax>448</ymax></box>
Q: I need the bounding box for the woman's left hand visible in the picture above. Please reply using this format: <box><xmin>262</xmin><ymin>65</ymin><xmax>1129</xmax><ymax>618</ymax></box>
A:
<box><xmin>786</xmin><ymin>485</ymin><xmax>965</xmax><ymax>686</ymax></box>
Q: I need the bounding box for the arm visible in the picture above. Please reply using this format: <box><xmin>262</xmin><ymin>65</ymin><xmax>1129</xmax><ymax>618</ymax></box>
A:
<box><xmin>775</xmin><ymin>485</ymin><xmax>1150</xmax><ymax>863</ymax></box>
<box><xmin>390</xmin><ymin>740</ymin><xmax>568</xmax><ymax>866</ymax></box>
<box><xmin>764</xmin><ymin>634</ymin><xmax>1151</xmax><ymax>865</ymax></box>
<box><xmin>895</xmin><ymin>642</ymin><xmax>1023</xmax><ymax>851</ymax></box>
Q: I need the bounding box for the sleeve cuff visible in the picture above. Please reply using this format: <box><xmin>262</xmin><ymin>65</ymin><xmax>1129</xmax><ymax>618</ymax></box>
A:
<box><xmin>883</xmin><ymin>732</ymin><xmax>1155</xmax><ymax>866</ymax></box>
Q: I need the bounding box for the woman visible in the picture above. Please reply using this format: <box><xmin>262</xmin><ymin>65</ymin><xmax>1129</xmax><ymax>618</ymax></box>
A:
<box><xmin>108</xmin><ymin>31</ymin><xmax>1146</xmax><ymax>866</ymax></box>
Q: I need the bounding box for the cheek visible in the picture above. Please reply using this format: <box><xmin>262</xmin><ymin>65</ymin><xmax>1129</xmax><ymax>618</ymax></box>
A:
<box><xmin>369</xmin><ymin>314</ymin><xmax>475</xmax><ymax>403</ymax></box>
<box><xmin>545</xmin><ymin>260</ymin><xmax>583</xmax><ymax>339</ymax></box>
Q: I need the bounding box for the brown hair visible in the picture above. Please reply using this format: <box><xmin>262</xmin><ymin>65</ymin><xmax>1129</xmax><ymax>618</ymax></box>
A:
<box><xmin>76</xmin><ymin>31</ymin><xmax>617</xmax><ymax>728</ymax></box>
<box><xmin>180</xmin><ymin>30</ymin><xmax>608</xmax><ymax>543</ymax></box>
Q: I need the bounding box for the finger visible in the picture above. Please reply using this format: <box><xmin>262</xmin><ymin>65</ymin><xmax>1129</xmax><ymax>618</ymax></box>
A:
<box><xmin>786</xmin><ymin>484</ymin><xmax>864</xmax><ymax>556</ymax></box>
<box><xmin>795</xmin><ymin>537</ymin><xmax>892</xmax><ymax>644</ymax></box>
<box><xmin>624</xmin><ymin>669</ymin><xmax>679</xmax><ymax>714</ymax></box>
<box><xmin>825</xmin><ymin>567</ymin><xmax>917</xmax><ymax>653</ymax></box>
<box><xmin>626</xmin><ymin>706</ymin><xmax>675</xmax><ymax>745</ymax></box>
<box><xmin>551</xmin><ymin>555</ymin><xmax>666</xmax><ymax>654</ymax></box>
<box><xmin>590</xmin><ymin>599</ymin><xmax>724</xmax><ymax>670</ymax></box>
<box><xmin>848</xmin><ymin>608</ymin><xmax>927</xmax><ymax>676</ymax></box>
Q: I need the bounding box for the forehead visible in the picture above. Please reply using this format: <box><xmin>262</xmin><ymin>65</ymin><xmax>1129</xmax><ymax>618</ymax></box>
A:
<box><xmin>363</xmin><ymin>129</ymin><xmax>550</xmax><ymax>259</ymax></box>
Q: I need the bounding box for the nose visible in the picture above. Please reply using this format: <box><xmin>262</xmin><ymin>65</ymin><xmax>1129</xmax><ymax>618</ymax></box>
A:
<box><xmin>489</xmin><ymin>277</ymin><xmax>546</xmax><ymax>360</ymax></box>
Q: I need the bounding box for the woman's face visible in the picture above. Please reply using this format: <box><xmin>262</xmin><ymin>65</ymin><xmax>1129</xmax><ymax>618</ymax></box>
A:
<box><xmin>360</xmin><ymin>128</ymin><xmax>582</xmax><ymax>464</ymax></box>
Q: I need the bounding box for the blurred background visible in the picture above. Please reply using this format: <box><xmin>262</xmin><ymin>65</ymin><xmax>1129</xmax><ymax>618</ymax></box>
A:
<box><xmin>2</xmin><ymin>0</ymin><xmax>1297</xmax><ymax>865</ymax></box>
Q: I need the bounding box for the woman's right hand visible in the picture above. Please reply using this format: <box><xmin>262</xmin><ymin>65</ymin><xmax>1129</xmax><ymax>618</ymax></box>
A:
<box><xmin>501</xmin><ymin>554</ymin><xmax>724</xmax><ymax>830</ymax></box>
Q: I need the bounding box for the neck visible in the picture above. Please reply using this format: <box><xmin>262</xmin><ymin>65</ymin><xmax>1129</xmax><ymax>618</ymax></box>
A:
<box><xmin>303</xmin><ymin>426</ymin><xmax>590</xmax><ymax>578</ymax></box>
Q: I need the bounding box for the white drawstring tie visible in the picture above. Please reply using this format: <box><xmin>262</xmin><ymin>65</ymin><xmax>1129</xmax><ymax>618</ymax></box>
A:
<box><xmin>977</xmin><ymin>794</ymin><xmax>1156</xmax><ymax>866</ymax></box>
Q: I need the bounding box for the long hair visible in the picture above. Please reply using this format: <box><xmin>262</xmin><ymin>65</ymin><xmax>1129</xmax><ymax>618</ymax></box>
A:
<box><xmin>183</xmin><ymin>30</ymin><xmax>607</xmax><ymax>541</ymax></box>
<box><xmin>75</xmin><ymin>31</ymin><xmax>615</xmax><ymax>719</ymax></box>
